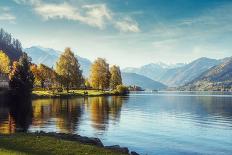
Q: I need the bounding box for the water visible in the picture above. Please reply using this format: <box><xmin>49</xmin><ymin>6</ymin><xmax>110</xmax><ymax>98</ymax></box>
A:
<box><xmin>1</xmin><ymin>91</ymin><xmax>232</xmax><ymax>155</ymax></box>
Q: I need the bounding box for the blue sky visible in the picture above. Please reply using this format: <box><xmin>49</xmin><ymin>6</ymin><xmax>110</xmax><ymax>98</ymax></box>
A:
<box><xmin>1</xmin><ymin>0</ymin><xmax>232</xmax><ymax>67</ymax></box>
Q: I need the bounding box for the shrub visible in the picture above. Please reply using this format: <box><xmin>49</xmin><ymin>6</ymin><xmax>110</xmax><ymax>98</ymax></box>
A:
<box><xmin>116</xmin><ymin>85</ymin><xmax>129</xmax><ymax>95</ymax></box>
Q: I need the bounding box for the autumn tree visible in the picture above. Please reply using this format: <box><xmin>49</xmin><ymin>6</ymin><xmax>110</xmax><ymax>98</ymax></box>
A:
<box><xmin>31</xmin><ymin>64</ymin><xmax>57</xmax><ymax>89</ymax></box>
<box><xmin>55</xmin><ymin>48</ymin><xmax>83</xmax><ymax>92</ymax></box>
<box><xmin>30</xmin><ymin>64</ymin><xmax>40</xmax><ymax>87</ymax></box>
<box><xmin>9</xmin><ymin>53</ymin><xmax>34</xmax><ymax>93</ymax></box>
<box><xmin>90</xmin><ymin>58</ymin><xmax>110</xmax><ymax>90</ymax></box>
<box><xmin>0</xmin><ymin>50</ymin><xmax>10</xmax><ymax>74</ymax></box>
<box><xmin>110</xmin><ymin>65</ymin><xmax>122</xmax><ymax>90</ymax></box>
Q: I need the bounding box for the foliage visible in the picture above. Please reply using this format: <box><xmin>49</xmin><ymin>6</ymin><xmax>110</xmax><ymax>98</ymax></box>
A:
<box><xmin>31</xmin><ymin>64</ymin><xmax>57</xmax><ymax>89</ymax></box>
<box><xmin>116</xmin><ymin>85</ymin><xmax>129</xmax><ymax>95</ymax></box>
<box><xmin>0</xmin><ymin>134</ymin><xmax>126</xmax><ymax>155</ymax></box>
<box><xmin>56</xmin><ymin>48</ymin><xmax>83</xmax><ymax>92</ymax></box>
<box><xmin>110</xmin><ymin>65</ymin><xmax>122</xmax><ymax>90</ymax></box>
<box><xmin>0</xmin><ymin>28</ymin><xmax>23</xmax><ymax>61</ymax></box>
<box><xmin>84</xmin><ymin>78</ymin><xmax>91</xmax><ymax>89</ymax></box>
<box><xmin>0</xmin><ymin>50</ymin><xmax>10</xmax><ymax>74</ymax></box>
<box><xmin>9</xmin><ymin>53</ymin><xmax>34</xmax><ymax>93</ymax></box>
<box><xmin>90</xmin><ymin>58</ymin><xmax>110</xmax><ymax>90</ymax></box>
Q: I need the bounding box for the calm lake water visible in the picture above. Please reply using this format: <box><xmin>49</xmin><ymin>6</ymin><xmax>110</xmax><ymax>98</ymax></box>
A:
<box><xmin>1</xmin><ymin>91</ymin><xmax>232</xmax><ymax>155</ymax></box>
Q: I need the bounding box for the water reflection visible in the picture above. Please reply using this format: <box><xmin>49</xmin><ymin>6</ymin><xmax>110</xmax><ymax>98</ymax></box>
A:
<box><xmin>0</xmin><ymin>94</ymin><xmax>33</xmax><ymax>133</ymax></box>
<box><xmin>88</xmin><ymin>96</ymin><xmax>124</xmax><ymax>130</ymax></box>
<box><xmin>1</xmin><ymin>92</ymin><xmax>232</xmax><ymax>154</ymax></box>
<box><xmin>0</xmin><ymin>96</ymin><xmax>127</xmax><ymax>134</ymax></box>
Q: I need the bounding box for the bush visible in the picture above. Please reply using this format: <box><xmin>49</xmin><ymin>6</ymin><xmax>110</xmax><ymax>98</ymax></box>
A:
<box><xmin>116</xmin><ymin>85</ymin><xmax>129</xmax><ymax>95</ymax></box>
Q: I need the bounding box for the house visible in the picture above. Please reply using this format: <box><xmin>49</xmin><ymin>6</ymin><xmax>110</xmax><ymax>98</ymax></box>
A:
<box><xmin>0</xmin><ymin>73</ymin><xmax>9</xmax><ymax>89</ymax></box>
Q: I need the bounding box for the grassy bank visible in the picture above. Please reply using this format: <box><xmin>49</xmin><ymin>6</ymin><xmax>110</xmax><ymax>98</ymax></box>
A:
<box><xmin>0</xmin><ymin>133</ymin><xmax>126</xmax><ymax>155</ymax></box>
<box><xmin>32</xmin><ymin>89</ymin><xmax>118</xmax><ymax>98</ymax></box>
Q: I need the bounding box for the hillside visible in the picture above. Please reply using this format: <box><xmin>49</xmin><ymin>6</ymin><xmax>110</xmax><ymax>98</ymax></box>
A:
<box><xmin>122</xmin><ymin>62</ymin><xmax>185</xmax><ymax>81</ymax></box>
<box><xmin>122</xmin><ymin>72</ymin><xmax>167</xmax><ymax>90</ymax></box>
<box><xmin>24</xmin><ymin>46</ymin><xmax>92</xmax><ymax>77</ymax></box>
<box><xmin>182</xmin><ymin>58</ymin><xmax>232</xmax><ymax>91</ymax></box>
<box><xmin>0</xmin><ymin>28</ymin><xmax>23</xmax><ymax>61</ymax></box>
<box><xmin>160</xmin><ymin>57</ymin><xmax>220</xmax><ymax>86</ymax></box>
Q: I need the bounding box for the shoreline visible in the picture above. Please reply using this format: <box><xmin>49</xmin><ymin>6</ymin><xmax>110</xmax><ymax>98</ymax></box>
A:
<box><xmin>31</xmin><ymin>90</ymin><xmax>126</xmax><ymax>99</ymax></box>
<box><xmin>0</xmin><ymin>132</ymin><xmax>139</xmax><ymax>155</ymax></box>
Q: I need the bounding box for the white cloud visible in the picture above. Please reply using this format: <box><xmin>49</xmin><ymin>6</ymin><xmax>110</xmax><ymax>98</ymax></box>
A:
<box><xmin>13</xmin><ymin>0</ymin><xmax>140</xmax><ymax>32</ymax></box>
<box><xmin>34</xmin><ymin>3</ymin><xmax>111</xmax><ymax>29</ymax></box>
<box><xmin>115</xmin><ymin>18</ymin><xmax>140</xmax><ymax>32</ymax></box>
<box><xmin>13</xmin><ymin>0</ymin><xmax>41</xmax><ymax>5</ymax></box>
<box><xmin>0</xmin><ymin>7</ymin><xmax>16</xmax><ymax>23</ymax></box>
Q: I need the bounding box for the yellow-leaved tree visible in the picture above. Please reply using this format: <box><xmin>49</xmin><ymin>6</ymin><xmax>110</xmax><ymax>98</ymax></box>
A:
<box><xmin>0</xmin><ymin>50</ymin><xmax>10</xmax><ymax>74</ymax></box>
<box><xmin>110</xmin><ymin>65</ymin><xmax>122</xmax><ymax>90</ymax></box>
<box><xmin>55</xmin><ymin>48</ymin><xmax>83</xmax><ymax>92</ymax></box>
<box><xmin>90</xmin><ymin>58</ymin><xmax>110</xmax><ymax>90</ymax></box>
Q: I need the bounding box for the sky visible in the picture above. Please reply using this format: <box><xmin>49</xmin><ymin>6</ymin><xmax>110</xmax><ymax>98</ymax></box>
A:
<box><xmin>1</xmin><ymin>0</ymin><xmax>232</xmax><ymax>68</ymax></box>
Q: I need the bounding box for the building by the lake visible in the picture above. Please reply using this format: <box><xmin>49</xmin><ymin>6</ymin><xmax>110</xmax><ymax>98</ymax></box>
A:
<box><xmin>0</xmin><ymin>73</ymin><xmax>9</xmax><ymax>89</ymax></box>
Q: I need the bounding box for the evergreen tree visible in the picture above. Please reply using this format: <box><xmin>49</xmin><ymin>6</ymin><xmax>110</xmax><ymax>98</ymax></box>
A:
<box><xmin>110</xmin><ymin>65</ymin><xmax>122</xmax><ymax>90</ymax></box>
<box><xmin>9</xmin><ymin>53</ymin><xmax>34</xmax><ymax>93</ymax></box>
<box><xmin>90</xmin><ymin>58</ymin><xmax>110</xmax><ymax>90</ymax></box>
<box><xmin>55</xmin><ymin>48</ymin><xmax>83</xmax><ymax>92</ymax></box>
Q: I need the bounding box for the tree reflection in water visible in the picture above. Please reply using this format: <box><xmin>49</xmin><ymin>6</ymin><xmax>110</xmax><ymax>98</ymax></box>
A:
<box><xmin>0</xmin><ymin>96</ymin><xmax>128</xmax><ymax>134</ymax></box>
<box><xmin>0</xmin><ymin>93</ymin><xmax>33</xmax><ymax>133</ymax></box>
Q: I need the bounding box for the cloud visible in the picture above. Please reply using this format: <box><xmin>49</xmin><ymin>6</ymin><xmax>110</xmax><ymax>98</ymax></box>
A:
<box><xmin>34</xmin><ymin>2</ymin><xmax>111</xmax><ymax>29</ymax></box>
<box><xmin>0</xmin><ymin>7</ymin><xmax>16</xmax><ymax>23</ymax></box>
<box><xmin>13</xmin><ymin>0</ymin><xmax>40</xmax><ymax>5</ymax></box>
<box><xmin>13</xmin><ymin>0</ymin><xmax>140</xmax><ymax>32</ymax></box>
<box><xmin>115</xmin><ymin>18</ymin><xmax>140</xmax><ymax>32</ymax></box>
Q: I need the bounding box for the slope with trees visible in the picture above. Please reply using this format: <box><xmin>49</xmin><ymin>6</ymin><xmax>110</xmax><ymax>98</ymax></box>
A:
<box><xmin>182</xmin><ymin>58</ymin><xmax>232</xmax><ymax>91</ymax></box>
<box><xmin>0</xmin><ymin>28</ymin><xmax>23</xmax><ymax>61</ymax></box>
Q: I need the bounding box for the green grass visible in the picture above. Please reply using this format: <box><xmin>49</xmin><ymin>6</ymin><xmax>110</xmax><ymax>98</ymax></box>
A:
<box><xmin>32</xmin><ymin>89</ymin><xmax>118</xmax><ymax>98</ymax></box>
<box><xmin>0</xmin><ymin>134</ymin><xmax>126</xmax><ymax>155</ymax></box>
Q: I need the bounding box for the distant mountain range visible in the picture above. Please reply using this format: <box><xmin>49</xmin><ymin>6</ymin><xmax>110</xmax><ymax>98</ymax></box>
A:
<box><xmin>24</xmin><ymin>46</ymin><xmax>92</xmax><ymax>77</ymax></box>
<box><xmin>122</xmin><ymin>72</ymin><xmax>167</xmax><ymax>90</ymax></box>
<box><xmin>122</xmin><ymin>62</ymin><xmax>185</xmax><ymax>81</ymax></box>
<box><xmin>23</xmin><ymin>46</ymin><xmax>232</xmax><ymax>91</ymax></box>
<box><xmin>182</xmin><ymin>57</ymin><xmax>232</xmax><ymax>91</ymax></box>
<box><xmin>123</xmin><ymin>57</ymin><xmax>222</xmax><ymax>87</ymax></box>
<box><xmin>159</xmin><ymin>57</ymin><xmax>221</xmax><ymax>86</ymax></box>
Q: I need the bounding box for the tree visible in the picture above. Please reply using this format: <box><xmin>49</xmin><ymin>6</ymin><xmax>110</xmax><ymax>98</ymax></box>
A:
<box><xmin>55</xmin><ymin>48</ymin><xmax>83</xmax><ymax>92</ymax></box>
<box><xmin>110</xmin><ymin>65</ymin><xmax>122</xmax><ymax>90</ymax></box>
<box><xmin>90</xmin><ymin>58</ymin><xmax>110</xmax><ymax>90</ymax></box>
<box><xmin>31</xmin><ymin>64</ymin><xmax>57</xmax><ymax>89</ymax></box>
<box><xmin>0</xmin><ymin>50</ymin><xmax>10</xmax><ymax>74</ymax></box>
<box><xmin>9</xmin><ymin>53</ymin><xmax>34</xmax><ymax>93</ymax></box>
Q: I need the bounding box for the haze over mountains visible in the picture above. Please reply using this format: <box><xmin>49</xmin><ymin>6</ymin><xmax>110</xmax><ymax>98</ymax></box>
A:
<box><xmin>24</xmin><ymin>46</ymin><xmax>232</xmax><ymax>90</ymax></box>
<box><xmin>122</xmin><ymin>73</ymin><xmax>167</xmax><ymax>90</ymax></box>
<box><xmin>183</xmin><ymin>57</ymin><xmax>232</xmax><ymax>91</ymax></box>
<box><xmin>24</xmin><ymin>46</ymin><xmax>167</xmax><ymax>90</ymax></box>
<box><xmin>24</xmin><ymin>46</ymin><xmax>92</xmax><ymax>77</ymax></box>
<box><xmin>123</xmin><ymin>57</ymin><xmax>223</xmax><ymax>87</ymax></box>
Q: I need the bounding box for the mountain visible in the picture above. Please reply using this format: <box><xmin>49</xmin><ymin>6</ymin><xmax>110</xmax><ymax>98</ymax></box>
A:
<box><xmin>24</xmin><ymin>46</ymin><xmax>92</xmax><ymax>77</ymax></box>
<box><xmin>122</xmin><ymin>72</ymin><xmax>167</xmax><ymax>90</ymax></box>
<box><xmin>160</xmin><ymin>57</ymin><xmax>220</xmax><ymax>86</ymax></box>
<box><xmin>182</xmin><ymin>58</ymin><xmax>232</xmax><ymax>91</ymax></box>
<box><xmin>122</xmin><ymin>62</ymin><xmax>185</xmax><ymax>81</ymax></box>
<box><xmin>0</xmin><ymin>28</ymin><xmax>23</xmax><ymax>61</ymax></box>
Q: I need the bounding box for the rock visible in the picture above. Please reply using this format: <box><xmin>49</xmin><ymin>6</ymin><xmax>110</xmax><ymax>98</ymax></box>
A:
<box><xmin>131</xmin><ymin>151</ymin><xmax>140</xmax><ymax>155</ymax></box>
<box><xmin>34</xmin><ymin>131</ymin><xmax>104</xmax><ymax>147</ymax></box>
<box><xmin>105</xmin><ymin>145</ymin><xmax>129</xmax><ymax>154</ymax></box>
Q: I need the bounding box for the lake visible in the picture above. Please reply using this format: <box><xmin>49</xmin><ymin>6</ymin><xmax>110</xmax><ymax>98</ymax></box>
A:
<box><xmin>1</xmin><ymin>91</ymin><xmax>232</xmax><ymax>155</ymax></box>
